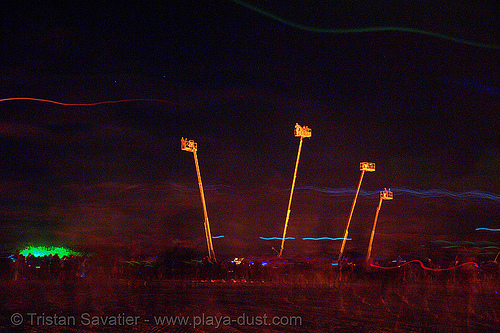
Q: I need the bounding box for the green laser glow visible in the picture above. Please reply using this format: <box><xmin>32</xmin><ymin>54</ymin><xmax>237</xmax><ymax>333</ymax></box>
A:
<box><xmin>19</xmin><ymin>246</ymin><xmax>82</xmax><ymax>258</ymax></box>
<box><xmin>227</xmin><ymin>0</ymin><xmax>500</xmax><ymax>50</ymax></box>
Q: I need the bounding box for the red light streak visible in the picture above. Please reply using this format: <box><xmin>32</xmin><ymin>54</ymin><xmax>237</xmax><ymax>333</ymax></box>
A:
<box><xmin>370</xmin><ymin>260</ymin><xmax>479</xmax><ymax>271</ymax></box>
<box><xmin>0</xmin><ymin>97</ymin><xmax>185</xmax><ymax>107</ymax></box>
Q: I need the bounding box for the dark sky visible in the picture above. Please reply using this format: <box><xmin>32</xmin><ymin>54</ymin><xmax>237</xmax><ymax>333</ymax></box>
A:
<box><xmin>0</xmin><ymin>1</ymin><xmax>499</xmax><ymax>260</ymax></box>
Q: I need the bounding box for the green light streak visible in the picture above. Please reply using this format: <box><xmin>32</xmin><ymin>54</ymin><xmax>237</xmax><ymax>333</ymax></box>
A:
<box><xmin>433</xmin><ymin>240</ymin><xmax>500</xmax><ymax>247</ymax></box>
<box><xmin>19</xmin><ymin>246</ymin><xmax>82</xmax><ymax>258</ymax></box>
<box><xmin>227</xmin><ymin>0</ymin><xmax>500</xmax><ymax>50</ymax></box>
<box><xmin>433</xmin><ymin>240</ymin><xmax>454</xmax><ymax>244</ymax></box>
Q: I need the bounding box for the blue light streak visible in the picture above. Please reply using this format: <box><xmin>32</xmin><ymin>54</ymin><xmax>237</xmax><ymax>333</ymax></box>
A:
<box><xmin>259</xmin><ymin>237</ymin><xmax>295</xmax><ymax>240</ymax></box>
<box><xmin>289</xmin><ymin>186</ymin><xmax>500</xmax><ymax>203</ymax></box>
<box><xmin>302</xmin><ymin>237</ymin><xmax>352</xmax><ymax>241</ymax></box>
<box><xmin>476</xmin><ymin>228</ymin><xmax>500</xmax><ymax>232</ymax></box>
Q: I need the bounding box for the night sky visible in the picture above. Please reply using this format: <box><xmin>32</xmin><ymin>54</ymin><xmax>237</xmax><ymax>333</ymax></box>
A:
<box><xmin>1</xmin><ymin>1</ymin><xmax>499</xmax><ymax>260</ymax></box>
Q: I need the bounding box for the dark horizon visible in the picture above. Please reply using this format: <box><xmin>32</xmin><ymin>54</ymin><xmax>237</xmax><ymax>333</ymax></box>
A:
<box><xmin>0</xmin><ymin>1</ymin><xmax>499</xmax><ymax>260</ymax></box>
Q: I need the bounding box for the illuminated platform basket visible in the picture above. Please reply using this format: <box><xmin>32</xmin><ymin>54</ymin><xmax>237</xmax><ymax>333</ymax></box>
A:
<box><xmin>294</xmin><ymin>123</ymin><xmax>311</xmax><ymax>138</ymax></box>
<box><xmin>360</xmin><ymin>162</ymin><xmax>375</xmax><ymax>172</ymax></box>
<box><xmin>380</xmin><ymin>188</ymin><xmax>393</xmax><ymax>200</ymax></box>
<box><xmin>181</xmin><ymin>137</ymin><xmax>197</xmax><ymax>152</ymax></box>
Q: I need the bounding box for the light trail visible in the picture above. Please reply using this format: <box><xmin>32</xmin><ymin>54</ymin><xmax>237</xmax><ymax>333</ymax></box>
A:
<box><xmin>259</xmin><ymin>236</ymin><xmax>351</xmax><ymax>241</ymax></box>
<box><xmin>212</xmin><ymin>235</ymin><xmax>225</xmax><ymax>239</ymax></box>
<box><xmin>292</xmin><ymin>186</ymin><xmax>500</xmax><ymax>203</ymax></box>
<box><xmin>432</xmin><ymin>240</ymin><xmax>500</xmax><ymax>246</ymax></box>
<box><xmin>394</xmin><ymin>188</ymin><xmax>500</xmax><ymax>202</ymax></box>
<box><xmin>226</xmin><ymin>0</ymin><xmax>500</xmax><ymax>50</ymax></box>
<box><xmin>260</xmin><ymin>237</ymin><xmax>295</xmax><ymax>240</ymax></box>
<box><xmin>302</xmin><ymin>237</ymin><xmax>351</xmax><ymax>241</ymax></box>
<box><xmin>0</xmin><ymin>97</ymin><xmax>186</xmax><ymax>107</ymax></box>
<box><xmin>370</xmin><ymin>260</ymin><xmax>479</xmax><ymax>271</ymax></box>
<box><xmin>476</xmin><ymin>228</ymin><xmax>500</xmax><ymax>232</ymax></box>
